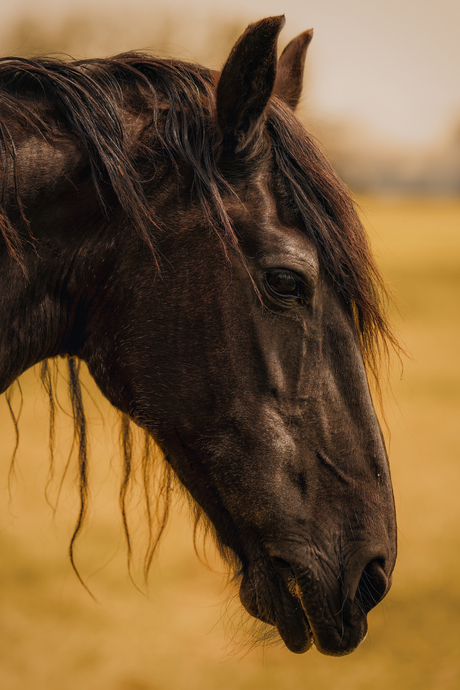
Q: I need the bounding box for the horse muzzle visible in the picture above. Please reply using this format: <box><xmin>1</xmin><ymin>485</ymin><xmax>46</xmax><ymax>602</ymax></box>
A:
<box><xmin>239</xmin><ymin>547</ymin><xmax>392</xmax><ymax>655</ymax></box>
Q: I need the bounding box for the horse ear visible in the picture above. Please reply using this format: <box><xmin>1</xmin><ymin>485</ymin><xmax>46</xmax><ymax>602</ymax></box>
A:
<box><xmin>216</xmin><ymin>16</ymin><xmax>285</xmax><ymax>152</ymax></box>
<box><xmin>274</xmin><ymin>29</ymin><xmax>313</xmax><ymax>110</ymax></box>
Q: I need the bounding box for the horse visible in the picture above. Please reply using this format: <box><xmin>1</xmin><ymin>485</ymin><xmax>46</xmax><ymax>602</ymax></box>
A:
<box><xmin>0</xmin><ymin>15</ymin><xmax>398</xmax><ymax>656</ymax></box>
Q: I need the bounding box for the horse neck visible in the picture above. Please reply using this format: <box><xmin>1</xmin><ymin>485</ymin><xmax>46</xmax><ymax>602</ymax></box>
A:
<box><xmin>0</xmin><ymin>132</ymin><xmax>114</xmax><ymax>393</ymax></box>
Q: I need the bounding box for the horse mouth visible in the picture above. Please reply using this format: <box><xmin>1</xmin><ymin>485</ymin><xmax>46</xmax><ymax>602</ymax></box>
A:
<box><xmin>239</xmin><ymin>557</ymin><xmax>369</xmax><ymax>656</ymax></box>
<box><xmin>275</xmin><ymin>564</ymin><xmax>315</xmax><ymax>653</ymax></box>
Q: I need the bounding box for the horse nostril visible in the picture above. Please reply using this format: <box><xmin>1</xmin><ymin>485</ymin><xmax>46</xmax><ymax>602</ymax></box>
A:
<box><xmin>355</xmin><ymin>558</ymin><xmax>389</xmax><ymax>615</ymax></box>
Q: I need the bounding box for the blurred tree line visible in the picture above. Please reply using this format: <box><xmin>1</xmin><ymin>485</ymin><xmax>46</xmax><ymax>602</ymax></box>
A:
<box><xmin>309</xmin><ymin>116</ymin><xmax>460</xmax><ymax>195</ymax></box>
<box><xmin>1</xmin><ymin>12</ymin><xmax>245</xmax><ymax>69</ymax></box>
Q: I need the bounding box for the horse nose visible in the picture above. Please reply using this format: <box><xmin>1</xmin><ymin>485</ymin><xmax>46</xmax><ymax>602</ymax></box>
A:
<box><xmin>269</xmin><ymin>552</ymin><xmax>390</xmax><ymax>611</ymax></box>
<box><xmin>354</xmin><ymin>557</ymin><xmax>390</xmax><ymax>615</ymax></box>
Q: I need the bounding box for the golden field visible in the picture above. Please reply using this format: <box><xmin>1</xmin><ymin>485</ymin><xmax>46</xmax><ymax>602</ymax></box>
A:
<box><xmin>0</xmin><ymin>196</ymin><xmax>459</xmax><ymax>689</ymax></box>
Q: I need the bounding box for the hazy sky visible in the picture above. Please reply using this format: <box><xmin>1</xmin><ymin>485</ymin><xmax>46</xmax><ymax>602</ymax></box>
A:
<box><xmin>1</xmin><ymin>0</ymin><xmax>459</xmax><ymax>146</ymax></box>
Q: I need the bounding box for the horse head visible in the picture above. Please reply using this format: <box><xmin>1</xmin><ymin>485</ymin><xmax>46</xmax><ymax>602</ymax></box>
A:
<box><xmin>0</xmin><ymin>17</ymin><xmax>397</xmax><ymax>655</ymax></box>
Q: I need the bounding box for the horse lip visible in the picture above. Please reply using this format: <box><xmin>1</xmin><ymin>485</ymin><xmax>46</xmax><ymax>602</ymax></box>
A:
<box><xmin>276</xmin><ymin>610</ymin><xmax>313</xmax><ymax>655</ymax></box>
<box><xmin>273</xmin><ymin>560</ymin><xmax>315</xmax><ymax>653</ymax></box>
<box><xmin>275</xmin><ymin>584</ymin><xmax>313</xmax><ymax>654</ymax></box>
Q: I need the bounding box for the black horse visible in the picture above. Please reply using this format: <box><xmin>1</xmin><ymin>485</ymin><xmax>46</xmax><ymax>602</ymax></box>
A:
<box><xmin>0</xmin><ymin>16</ymin><xmax>397</xmax><ymax>656</ymax></box>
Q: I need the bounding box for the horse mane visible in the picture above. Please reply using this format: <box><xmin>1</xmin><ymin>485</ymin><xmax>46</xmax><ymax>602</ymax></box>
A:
<box><xmin>266</xmin><ymin>99</ymin><xmax>398</xmax><ymax>374</ymax></box>
<box><xmin>0</xmin><ymin>52</ymin><xmax>398</xmax><ymax>584</ymax></box>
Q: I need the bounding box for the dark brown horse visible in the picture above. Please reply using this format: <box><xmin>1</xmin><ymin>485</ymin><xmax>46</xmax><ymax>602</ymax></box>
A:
<box><xmin>0</xmin><ymin>16</ymin><xmax>397</xmax><ymax>656</ymax></box>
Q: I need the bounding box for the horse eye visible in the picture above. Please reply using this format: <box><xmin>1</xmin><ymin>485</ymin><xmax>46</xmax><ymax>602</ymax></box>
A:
<box><xmin>266</xmin><ymin>270</ymin><xmax>302</xmax><ymax>297</ymax></box>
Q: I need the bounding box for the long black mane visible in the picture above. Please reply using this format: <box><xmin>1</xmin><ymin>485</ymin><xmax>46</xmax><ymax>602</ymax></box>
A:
<box><xmin>0</xmin><ymin>52</ymin><xmax>397</xmax><ymax>581</ymax></box>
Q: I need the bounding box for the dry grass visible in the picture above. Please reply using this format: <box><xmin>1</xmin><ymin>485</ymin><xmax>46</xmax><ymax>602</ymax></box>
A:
<box><xmin>0</xmin><ymin>196</ymin><xmax>460</xmax><ymax>689</ymax></box>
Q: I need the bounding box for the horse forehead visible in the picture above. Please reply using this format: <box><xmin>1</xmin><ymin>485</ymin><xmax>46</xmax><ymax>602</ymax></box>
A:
<box><xmin>228</xmin><ymin>182</ymin><xmax>319</xmax><ymax>269</ymax></box>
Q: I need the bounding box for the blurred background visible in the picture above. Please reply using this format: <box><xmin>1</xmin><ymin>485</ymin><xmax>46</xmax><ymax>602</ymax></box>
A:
<box><xmin>0</xmin><ymin>1</ymin><xmax>459</xmax><ymax>688</ymax></box>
